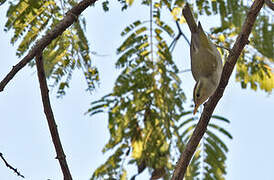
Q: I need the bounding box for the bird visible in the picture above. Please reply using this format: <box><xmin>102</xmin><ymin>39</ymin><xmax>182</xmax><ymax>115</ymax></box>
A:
<box><xmin>182</xmin><ymin>3</ymin><xmax>223</xmax><ymax>114</ymax></box>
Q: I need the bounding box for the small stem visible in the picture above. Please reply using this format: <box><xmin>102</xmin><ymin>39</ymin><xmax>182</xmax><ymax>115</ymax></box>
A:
<box><xmin>215</xmin><ymin>44</ymin><xmax>232</xmax><ymax>53</ymax></box>
<box><xmin>150</xmin><ymin>0</ymin><xmax>153</xmax><ymax>61</ymax></box>
<box><xmin>178</xmin><ymin>69</ymin><xmax>191</xmax><ymax>74</ymax></box>
<box><xmin>0</xmin><ymin>152</ymin><xmax>24</xmax><ymax>178</ymax></box>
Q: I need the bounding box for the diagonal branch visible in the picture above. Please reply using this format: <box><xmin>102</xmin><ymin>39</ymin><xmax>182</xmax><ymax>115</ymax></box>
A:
<box><xmin>172</xmin><ymin>15</ymin><xmax>190</xmax><ymax>46</ymax></box>
<box><xmin>171</xmin><ymin>0</ymin><xmax>265</xmax><ymax>179</ymax></box>
<box><xmin>35</xmin><ymin>52</ymin><xmax>72</xmax><ymax>180</ymax></box>
<box><xmin>0</xmin><ymin>152</ymin><xmax>24</xmax><ymax>178</ymax></box>
<box><xmin>0</xmin><ymin>0</ymin><xmax>99</xmax><ymax>92</ymax></box>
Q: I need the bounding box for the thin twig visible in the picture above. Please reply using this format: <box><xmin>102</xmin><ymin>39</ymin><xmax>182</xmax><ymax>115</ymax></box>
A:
<box><xmin>215</xmin><ymin>44</ymin><xmax>232</xmax><ymax>53</ymax></box>
<box><xmin>150</xmin><ymin>0</ymin><xmax>154</xmax><ymax>61</ymax></box>
<box><xmin>175</xmin><ymin>20</ymin><xmax>190</xmax><ymax>46</ymax></box>
<box><xmin>164</xmin><ymin>3</ymin><xmax>190</xmax><ymax>51</ymax></box>
<box><xmin>0</xmin><ymin>152</ymin><xmax>24</xmax><ymax>178</ymax></box>
<box><xmin>0</xmin><ymin>0</ymin><xmax>99</xmax><ymax>92</ymax></box>
<box><xmin>171</xmin><ymin>0</ymin><xmax>265</xmax><ymax>179</ymax></box>
<box><xmin>208</xmin><ymin>34</ymin><xmax>232</xmax><ymax>53</ymax></box>
<box><xmin>178</xmin><ymin>69</ymin><xmax>191</xmax><ymax>74</ymax></box>
<box><xmin>169</xmin><ymin>33</ymin><xmax>180</xmax><ymax>52</ymax></box>
<box><xmin>35</xmin><ymin>52</ymin><xmax>72</xmax><ymax>180</ymax></box>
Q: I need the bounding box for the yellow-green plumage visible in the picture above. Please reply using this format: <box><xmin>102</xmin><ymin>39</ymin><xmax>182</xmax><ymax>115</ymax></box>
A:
<box><xmin>190</xmin><ymin>22</ymin><xmax>222</xmax><ymax>82</ymax></box>
<box><xmin>183</xmin><ymin>3</ymin><xmax>223</xmax><ymax>114</ymax></box>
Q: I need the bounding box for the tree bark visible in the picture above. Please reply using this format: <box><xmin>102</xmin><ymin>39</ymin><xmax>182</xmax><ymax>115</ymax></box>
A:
<box><xmin>171</xmin><ymin>0</ymin><xmax>265</xmax><ymax>179</ymax></box>
<box><xmin>35</xmin><ymin>52</ymin><xmax>72</xmax><ymax>180</ymax></box>
<box><xmin>0</xmin><ymin>0</ymin><xmax>99</xmax><ymax>92</ymax></box>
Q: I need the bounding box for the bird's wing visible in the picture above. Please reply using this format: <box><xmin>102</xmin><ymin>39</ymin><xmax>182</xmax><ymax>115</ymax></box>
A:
<box><xmin>197</xmin><ymin>22</ymin><xmax>222</xmax><ymax>77</ymax></box>
<box><xmin>191</xmin><ymin>46</ymin><xmax>218</xmax><ymax>79</ymax></box>
<box><xmin>198</xmin><ymin>22</ymin><xmax>212</xmax><ymax>52</ymax></box>
<box><xmin>200</xmin><ymin>49</ymin><xmax>219</xmax><ymax>77</ymax></box>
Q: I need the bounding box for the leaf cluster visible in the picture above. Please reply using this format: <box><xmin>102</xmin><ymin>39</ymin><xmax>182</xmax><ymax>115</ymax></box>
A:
<box><xmin>89</xmin><ymin>16</ymin><xmax>186</xmax><ymax>179</ymax></box>
<box><xmin>1</xmin><ymin>0</ymin><xmax>99</xmax><ymax>96</ymax></box>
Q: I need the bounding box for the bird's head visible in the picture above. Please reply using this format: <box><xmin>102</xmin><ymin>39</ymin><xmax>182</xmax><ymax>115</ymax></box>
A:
<box><xmin>193</xmin><ymin>77</ymin><xmax>216</xmax><ymax>114</ymax></box>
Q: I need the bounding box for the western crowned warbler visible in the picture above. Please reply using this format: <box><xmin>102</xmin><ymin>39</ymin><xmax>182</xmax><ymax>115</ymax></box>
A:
<box><xmin>183</xmin><ymin>3</ymin><xmax>223</xmax><ymax>114</ymax></box>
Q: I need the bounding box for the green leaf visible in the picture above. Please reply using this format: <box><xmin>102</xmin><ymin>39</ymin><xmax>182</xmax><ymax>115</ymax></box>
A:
<box><xmin>208</xmin><ymin>124</ymin><xmax>233</xmax><ymax>139</ymax></box>
<box><xmin>102</xmin><ymin>0</ymin><xmax>109</xmax><ymax>11</ymax></box>
<box><xmin>211</xmin><ymin>115</ymin><xmax>230</xmax><ymax>123</ymax></box>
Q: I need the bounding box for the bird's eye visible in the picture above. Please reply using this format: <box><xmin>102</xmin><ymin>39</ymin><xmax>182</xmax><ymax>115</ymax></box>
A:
<box><xmin>196</xmin><ymin>93</ymin><xmax>200</xmax><ymax>98</ymax></box>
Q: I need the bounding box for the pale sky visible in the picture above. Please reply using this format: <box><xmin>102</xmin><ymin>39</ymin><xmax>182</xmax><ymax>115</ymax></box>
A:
<box><xmin>0</xmin><ymin>1</ymin><xmax>273</xmax><ymax>180</ymax></box>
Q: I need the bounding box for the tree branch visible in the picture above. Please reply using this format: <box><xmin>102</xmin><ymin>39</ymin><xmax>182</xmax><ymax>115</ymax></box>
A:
<box><xmin>35</xmin><ymin>52</ymin><xmax>72</xmax><ymax>180</ymax></box>
<box><xmin>171</xmin><ymin>0</ymin><xmax>265</xmax><ymax>179</ymax></box>
<box><xmin>174</xmin><ymin>17</ymin><xmax>190</xmax><ymax>46</ymax></box>
<box><xmin>0</xmin><ymin>152</ymin><xmax>24</xmax><ymax>178</ymax></box>
<box><xmin>0</xmin><ymin>0</ymin><xmax>99</xmax><ymax>92</ymax></box>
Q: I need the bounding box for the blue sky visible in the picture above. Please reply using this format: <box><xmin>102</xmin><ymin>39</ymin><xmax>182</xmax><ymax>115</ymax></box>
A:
<box><xmin>0</xmin><ymin>1</ymin><xmax>273</xmax><ymax>180</ymax></box>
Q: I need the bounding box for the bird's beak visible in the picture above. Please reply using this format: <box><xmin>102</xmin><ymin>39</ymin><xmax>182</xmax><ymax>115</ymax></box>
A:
<box><xmin>193</xmin><ymin>104</ymin><xmax>199</xmax><ymax>115</ymax></box>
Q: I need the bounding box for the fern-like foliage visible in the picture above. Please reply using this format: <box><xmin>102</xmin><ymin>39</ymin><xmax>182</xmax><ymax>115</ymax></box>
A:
<box><xmin>89</xmin><ymin>1</ymin><xmax>232</xmax><ymax>179</ymax></box>
<box><xmin>2</xmin><ymin>0</ymin><xmax>99</xmax><ymax>96</ymax></box>
<box><xmin>183</xmin><ymin>114</ymin><xmax>232</xmax><ymax>180</ymax></box>
<box><xmin>89</xmin><ymin>17</ymin><xmax>185</xmax><ymax>179</ymax></box>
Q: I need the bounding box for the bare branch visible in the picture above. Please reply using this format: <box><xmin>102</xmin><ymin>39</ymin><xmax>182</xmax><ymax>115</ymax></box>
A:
<box><xmin>0</xmin><ymin>0</ymin><xmax>99</xmax><ymax>92</ymax></box>
<box><xmin>171</xmin><ymin>0</ymin><xmax>265</xmax><ymax>179</ymax></box>
<box><xmin>173</xmin><ymin>18</ymin><xmax>190</xmax><ymax>46</ymax></box>
<box><xmin>0</xmin><ymin>152</ymin><xmax>24</xmax><ymax>178</ymax></box>
<box><xmin>35</xmin><ymin>52</ymin><xmax>72</xmax><ymax>180</ymax></box>
<box><xmin>168</xmin><ymin>21</ymin><xmax>190</xmax><ymax>51</ymax></box>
